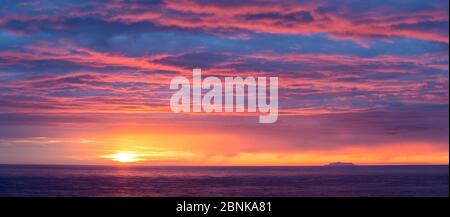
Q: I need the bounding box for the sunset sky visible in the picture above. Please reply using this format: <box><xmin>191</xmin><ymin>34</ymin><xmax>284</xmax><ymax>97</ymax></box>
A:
<box><xmin>0</xmin><ymin>0</ymin><xmax>448</xmax><ymax>165</ymax></box>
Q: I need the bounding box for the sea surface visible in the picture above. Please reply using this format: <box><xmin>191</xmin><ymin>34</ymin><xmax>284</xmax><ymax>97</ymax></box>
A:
<box><xmin>0</xmin><ymin>164</ymin><xmax>448</xmax><ymax>197</ymax></box>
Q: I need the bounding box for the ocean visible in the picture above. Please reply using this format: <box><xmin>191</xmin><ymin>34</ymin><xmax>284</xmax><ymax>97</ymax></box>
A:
<box><xmin>0</xmin><ymin>165</ymin><xmax>448</xmax><ymax>197</ymax></box>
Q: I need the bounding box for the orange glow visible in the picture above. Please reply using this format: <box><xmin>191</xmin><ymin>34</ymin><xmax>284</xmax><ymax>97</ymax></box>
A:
<box><xmin>102</xmin><ymin>152</ymin><xmax>144</xmax><ymax>163</ymax></box>
<box><xmin>199</xmin><ymin>143</ymin><xmax>449</xmax><ymax>166</ymax></box>
<box><xmin>20</xmin><ymin>124</ymin><xmax>446</xmax><ymax>166</ymax></box>
<box><xmin>91</xmin><ymin>130</ymin><xmax>448</xmax><ymax>165</ymax></box>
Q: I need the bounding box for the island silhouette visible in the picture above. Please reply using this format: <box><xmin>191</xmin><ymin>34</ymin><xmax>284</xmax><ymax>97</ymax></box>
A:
<box><xmin>326</xmin><ymin>162</ymin><xmax>356</xmax><ymax>166</ymax></box>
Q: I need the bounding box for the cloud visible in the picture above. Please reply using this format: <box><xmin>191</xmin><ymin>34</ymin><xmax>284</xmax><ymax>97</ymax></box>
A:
<box><xmin>0</xmin><ymin>0</ymin><xmax>448</xmax><ymax>164</ymax></box>
<box><xmin>1</xmin><ymin>0</ymin><xmax>448</xmax><ymax>45</ymax></box>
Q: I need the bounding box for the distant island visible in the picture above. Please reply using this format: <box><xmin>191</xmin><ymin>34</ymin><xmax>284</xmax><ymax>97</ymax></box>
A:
<box><xmin>326</xmin><ymin>162</ymin><xmax>356</xmax><ymax>166</ymax></box>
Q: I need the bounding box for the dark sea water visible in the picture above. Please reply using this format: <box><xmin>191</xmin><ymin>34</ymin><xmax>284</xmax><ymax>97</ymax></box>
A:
<box><xmin>0</xmin><ymin>165</ymin><xmax>448</xmax><ymax>197</ymax></box>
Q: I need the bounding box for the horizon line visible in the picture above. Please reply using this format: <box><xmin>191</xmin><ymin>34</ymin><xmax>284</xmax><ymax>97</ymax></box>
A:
<box><xmin>0</xmin><ymin>163</ymin><xmax>448</xmax><ymax>167</ymax></box>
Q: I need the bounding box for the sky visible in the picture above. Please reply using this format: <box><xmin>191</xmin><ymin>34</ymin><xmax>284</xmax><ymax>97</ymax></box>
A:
<box><xmin>0</xmin><ymin>0</ymin><xmax>448</xmax><ymax>165</ymax></box>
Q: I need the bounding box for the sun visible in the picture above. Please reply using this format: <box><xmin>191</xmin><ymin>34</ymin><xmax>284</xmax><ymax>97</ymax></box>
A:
<box><xmin>103</xmin><ymin>152</ymin><xmax>143</xmax><ymax>163</ymax></box>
